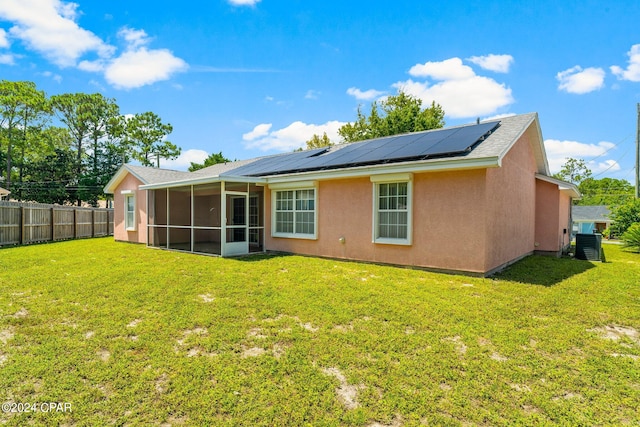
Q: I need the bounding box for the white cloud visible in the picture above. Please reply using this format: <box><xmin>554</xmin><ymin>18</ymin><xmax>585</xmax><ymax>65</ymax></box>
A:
<box><xmin>243</xmin><ymin>123</ymin><xmax>272</xmax><ymax>141</ymax></box>
<box><xmin>543</xmin><ymin>139</ymin><xmax>617</xmax><ymax>173</ymax></box>
<box><xmin>104</xmin><ymin>47</ymin><xmax>188</xmax><ymax>89</ymax></box>
<box><xmin>394</xmin><ymin>76</ymin><xmax>513</xmax><ymax>119</ymax></box>
<box><xmin>0</xmin><ymin>0</ymin><xmax>114</xmax><ymax>67</ymax></box>
<box><xmin>467</xmin><ymin>54</ymin><xmax>514</xmax><ymax>73</ymax></box>
<box><xmin>0</xmin><ymin>28</ymin><xmax>10</xmax><ymax>48</ymax></box>
<box><xmin>397</xmin><ymin>57</ymin><xmax>514</xmax><ymax>119</ymax></box>
<box><xmin>611</xmin><ymin>44</ymin><xmax>640</xmax><ymax>82</ymax></box>
<box><xmin>243</xmin><ymin>120</ymin><xmax>346</xmax><ymax>152</ymax></box>
<box><xmin>0</xmin><ymin>1</ymin><xmax>186</xmax><ymax>89</ymax></box>
<box><xmin>161</xmin><ymin>149</ymin><xmax>209</xmax><ymax>170</ymax></box>
<box><xmin>228</xmin><ymin>0</ymin><xmax>261</xmax><ymax>5</ymax></box>
<box><xmin>41</xmin><ymin>70</ymin><xmax>62</xmax><ymax>82</ymax></box>
<box><xmin>305</xmin><ymin>89</ymin><xmax>320</xmax><ymax>100</ymax></box>
<box><xmin>346</xmin><ymin>87</ymin><xmax>385</xmax><ymax>101</ymax></box>
<box><xmin>590</xmin><ymin>159</ymin><xmax>621</xmax><ymax>174</ymax></box>
<box><xmin>0</xmin><ymin>53</ymin><xmax>15</xmax><ymax>65</ymax></box>
<box><xmin>409</xmin><ymin>58</ymin><xmax>475</xmax><ymax>80</ymax></box>
<box><xmin>556</xmin><ymin>66</ymin><xmax>605</xmax><ymax>94</ymax></box>
<box><xmin>482</xmin><ymin>113</ymin><xmax>516</xmax><ymax>121</ymax></box>
<box><xmin>118</xmin><ymin>27</ymin><xmax>150</xmax><ymax>49</ymax></box>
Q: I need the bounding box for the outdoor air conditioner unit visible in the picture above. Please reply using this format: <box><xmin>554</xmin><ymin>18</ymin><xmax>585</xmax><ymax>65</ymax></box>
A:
<box><xmin>575</xmin><ymin>233</ymin><xmax>602</xmax><ymax>261</ymax></box>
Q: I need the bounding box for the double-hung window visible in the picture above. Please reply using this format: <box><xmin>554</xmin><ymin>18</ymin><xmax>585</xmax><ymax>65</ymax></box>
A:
<box><xmin>272</xmin><ymin>185</ymin><xmax>317</xmax><ymax>239</ymax></box>
<box><xmin>123</xmin><ymin>192</ymin><xmax>136</xmax><ymax>231</ymax></box>
<box><xmin>371</xmin><ymin>174</ymin><xmax>412</xmax><ymax>245</ymax></box>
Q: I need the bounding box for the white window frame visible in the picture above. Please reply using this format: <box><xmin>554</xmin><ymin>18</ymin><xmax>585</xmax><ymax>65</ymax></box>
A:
<box><xmin>122</xmin><ymin>190</ymin><xmax>136</xmax><ymax>231</ymax></box>
<box><xmin>371</xmin><ymin>173</ymin><xmax>412</xmax><ymax>245</ymax></box>
<box><xmin>270</xmin><ymin>182</ymin><xmax>318</xmax><ymax>240</ymax></box>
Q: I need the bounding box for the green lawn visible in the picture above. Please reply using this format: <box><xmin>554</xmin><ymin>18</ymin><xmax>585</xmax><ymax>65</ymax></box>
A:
<box><xmin>0</xmin><ymin>239</ymin><xmax>639</xmax><ymax>426</ymax></box>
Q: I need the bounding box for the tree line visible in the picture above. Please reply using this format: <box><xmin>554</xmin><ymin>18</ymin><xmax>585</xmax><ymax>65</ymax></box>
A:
<box><xmin>0</xmin><ymin>80</ymin><xmax>180</xmax><ymax>206</ymax></box>
<box><xmin>553</xmin><ymin>158</ymin><xmax>638</xmax><ymax>237</ymax></box>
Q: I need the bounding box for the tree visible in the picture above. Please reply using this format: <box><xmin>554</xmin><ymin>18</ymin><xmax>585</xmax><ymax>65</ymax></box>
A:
<box><xmin>338</xmin><ymin>90</ymin><xmax>445</xmax><ymax>143</ymax></box>
<box><xmin>0</xmin><ymin>80</ymin><xmax>48</xmax><ymax>192</ymax></box>
<box><xmin>305</xmin><ymin>132</ymin><xmax>333</xmax><ymax>149</ymax></box>
<box><xmin>189</xmin><ymin>151</ymin><xmax>229</xmax><ymax>171</ymax></box>
<box><xmin>125</xmin><ymin>112</ymin><xmax>180</xmax><ymax>167</ymax></box>
<box><xmin>552</xmin><ymin>158</ymin><xmax>592</xmax><ymax>185</ymax></box>
<box><xmin>188</xmin><ymin>151</ymin><xmax>230</xmax><ymax>172</ymax></box>
<box><xmin>577</xmin><ymin>177</ymin><xmax>635</xmax><ymax>207</ymax></box>
<box><xmin>51</xmin><ymin>93</ymin><xmax>108</xmax><ymax>205</ymax></box>
<box><xmin>19</xmin><ymin>147</ymin><xmax>76</xmax><ymax>205</ymax></box>
<box><xmin>609</xmin><ymin>199</ymin><xmax>640</xmax><ymax>236</ymax></box>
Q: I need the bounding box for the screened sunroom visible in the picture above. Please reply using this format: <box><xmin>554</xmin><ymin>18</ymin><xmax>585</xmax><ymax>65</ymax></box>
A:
<box><xmin>144</xmin><ymin>180</ymin><xmax>265</xmax><ymax>256</ymax></box>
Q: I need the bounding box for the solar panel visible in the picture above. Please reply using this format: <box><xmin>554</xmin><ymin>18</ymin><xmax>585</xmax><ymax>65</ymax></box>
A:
<box><xmin>225</xmin><ymin>120</ymin><xmax>501</xmax><ymax>177</ymax></box>
<box><xmin>223</xmin><ymin>147</ymin><xmax>328</xmax><ymax>176</ymax></box>
<box><xmin>420</xmin><ymin>121</ymin><xmax>499</xmax><ymax>157</ymax></box>
<box><xmin>363</xmin><ymin>129</ymin><xmax>458</xmax><ymax>162</ymax></box>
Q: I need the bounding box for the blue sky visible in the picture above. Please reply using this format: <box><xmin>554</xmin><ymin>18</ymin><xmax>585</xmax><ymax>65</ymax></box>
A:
<box><xmin>1</xmin><ymin>0</ymin><xmax>640</xmax><ymax>182</ymax></box>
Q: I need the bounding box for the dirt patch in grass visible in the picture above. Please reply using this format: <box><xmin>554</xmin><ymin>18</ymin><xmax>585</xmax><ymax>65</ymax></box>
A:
<box><xmin>0</xmin><ymin>352</ymin><xmax>7</xmax><ymax>366</ymax></box>
<box><xmin>97</xmin><ymin>349</ymin><xmax>110</xmax><ymax>362</ymax></box>
<box><xmin>262</xmin><ymin>314</ymin><xmax>319</xmax><ymax>333</ymax></box>
<box><xmin>176</xmin><ymin>327</ymin><xmax>208</xmax><ymax>345</ymax></box>
<box><xmin>588</xmin><ymin>325</ymin><xmax>639</xmax><ymax>344</ymax></box>
<box><xmin>321</xmin><ymin>367</ymin><xmax>365</xmax><ymax>410</ymax></box>
<box><xmin>241</xmin><ymin>346</ymin><xmax>266</xmax><ymax>358</ymax></box>
<box><xmin>490</xmin><ymin>352</ymin><xmax>509</xmax><ymax>362</ymax></box>
<box><xmin>610</xmin><ymin>353</ymin><xmax>640</xmax><ymax>360</ymax></box>
<box><xmin>510</xmin><ymin>383</ymin><xmax>531</xmax><ymax>392</ymax></box>
<box><xmin>198</xmin><ymin>294</ymin><xmax>215</xmax><ymax>303</ymax></box>
<box><xmin>155</xmin><ymin>374</ymin><xmax>169</xmax><ymax>394</ymax></box>
<box><xmin>84</xmin><ymin>331</ymin><xmax>95</xmax><ymax>339</ymax></box>
<box><xmin>247</xmin><ymin>327</ymin><xmax>267</xmax><ymax>339</ymax></box>
<box><xmin>160</xmin><ymin>415</ymin><xmax>189</xmax><ymax>426</ymax></box>
<box><xmin>12</xmin><ymin>308</ymin><xmax>29</xmax><ymax>318</ymax></box>
<box><xmin>0</xmin><ymin>327</ymin><xmax>14</xmax><ymax>344</ymax></box>
<box><xmin>367</xmin><ymin>415</ymin><xmax>403</xmax><ymax>427</ymax></box>
<box><xmin>272</xmin><ymin>342</ymin><xmax>288</xmax><ymax>359</ymax></box>
<box><xmin>127</xmin><ymin>319</ymin><xmax>142</xmax><ymax>328</ymax></box>
<box><xmin>443</xmin><ymin>336</ymin><xmax>467</xmax><ymax>356</ymax></box>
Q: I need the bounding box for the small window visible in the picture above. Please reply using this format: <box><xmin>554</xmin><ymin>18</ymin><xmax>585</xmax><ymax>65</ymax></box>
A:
<box><xmin>125</xmin><ymin>193</ymin><xmax>136</xmax><ymax>231</ymax></box>
<box><xmin>273</xmin><ymin>188</ymin><xmax>316</xmax><ymax>238</ymax></box>
<box><xmin>373</xmin><ymin>179</ymin><xmax>412</xmax><ymax>245</ymax></box>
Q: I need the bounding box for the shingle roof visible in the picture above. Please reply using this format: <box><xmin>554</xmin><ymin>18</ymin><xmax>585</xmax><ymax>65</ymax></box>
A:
<box><xmin>572</xmin><ymin>205</ymin><xmax>612</xmax><ymax>222</ymax></box>
<box><xmin>124</xmin><ymin>164</ymin><xmax>192</xmax><ymax>184</ymax></box>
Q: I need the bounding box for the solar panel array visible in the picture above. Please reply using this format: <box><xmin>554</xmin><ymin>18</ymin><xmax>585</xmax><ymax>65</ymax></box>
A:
<box><xmin>225</xmin><ymin>120</ymin><xmax>500</xmax><ymax>177</ymax></box>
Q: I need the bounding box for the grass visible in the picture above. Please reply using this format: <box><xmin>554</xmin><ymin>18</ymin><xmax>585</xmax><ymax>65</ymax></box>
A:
<box><xmin>0</xmin><ymin>238</ymin><xmax>639</xmax><ymax>426</ymax></box>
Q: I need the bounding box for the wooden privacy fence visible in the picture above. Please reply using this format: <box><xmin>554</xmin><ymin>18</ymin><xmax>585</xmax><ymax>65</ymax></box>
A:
<box><xmin>0</xmin><ymin>201</ymin><xmax>114</xmax><ymax>247</ymax></box>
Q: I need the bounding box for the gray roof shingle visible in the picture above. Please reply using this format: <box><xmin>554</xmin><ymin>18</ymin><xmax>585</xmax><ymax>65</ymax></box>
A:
<box><xmin>572</xmin><ymin>205</ymin><xmax>612</xmax><ymax>222</ymax></box>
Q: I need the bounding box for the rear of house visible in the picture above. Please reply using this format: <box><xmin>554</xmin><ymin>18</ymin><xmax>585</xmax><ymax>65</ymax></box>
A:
<box><xmin>105</xmin><ymin>113</ymin><xmax>579</xmax><ymax>276</ymax></box>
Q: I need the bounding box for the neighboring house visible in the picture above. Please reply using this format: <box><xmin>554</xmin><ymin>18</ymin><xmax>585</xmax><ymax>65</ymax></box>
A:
<box><xmin>0</xmin><ymin>187</ymin><xmax>10</xmax><ymax>201</ymax></box>
<box><xmin>572</xmin><ymin>205</ymin><xmax>611</xmax><ymax>236</ymax></box>
<box><xmin>104</xmin><ymin>113</ymin><xmax>580</xmax><ymax>276</ymax></box>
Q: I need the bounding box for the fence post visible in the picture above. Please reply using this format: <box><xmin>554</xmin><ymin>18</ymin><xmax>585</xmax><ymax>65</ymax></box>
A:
<box><xmin>73</xmin><ymin>209</ymin><xmax>77</xmax><ymax>239</ymax></box>
<box><xmin>91</xmin><ymin>209</ymin><xmax>95</xmax><ymax>237</ymax></box>
<box><xmin>20</xmin><ymin>206</ymin><xmax>25</xmax><ymax>245</ymax></box>
<box><xmin>50</xmin><ymin>207</ymin><xmax>55</xmax><ymax>242</ymax></box>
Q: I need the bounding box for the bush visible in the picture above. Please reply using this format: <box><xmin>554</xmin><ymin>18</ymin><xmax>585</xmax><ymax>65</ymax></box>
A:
<box><xmin>610</xmin><ymin>199</ymin><xmax>640</xmax><ymax>236</ymax></box>
<box><xmin>621</xmin><ymin>223</ymin><xmax>640</xmax><ymax>252</ymax></box>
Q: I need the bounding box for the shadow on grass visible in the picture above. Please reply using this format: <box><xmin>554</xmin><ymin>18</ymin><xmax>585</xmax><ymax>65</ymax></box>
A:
<box><xmin>493</xmin><ymin>254</ymin><xmax>597</xmax><ymax>286</ymax></box>
<box><xmin>232</xmin><ymin>251</ymin><xmax>294</xmax><ymax>262</ymax></box>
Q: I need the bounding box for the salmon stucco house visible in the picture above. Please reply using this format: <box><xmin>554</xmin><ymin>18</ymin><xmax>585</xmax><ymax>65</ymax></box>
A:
<box><xmin>104</xmin><ymin>113</ymin><xmax>579</xmax><ymax>276</ymax></box>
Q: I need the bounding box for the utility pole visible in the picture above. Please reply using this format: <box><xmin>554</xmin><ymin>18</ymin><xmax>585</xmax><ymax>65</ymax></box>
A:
<box><xmin>637</xmin><ymin>103</ymin><xmax>640</xmax><ymax>198</ymax></box>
